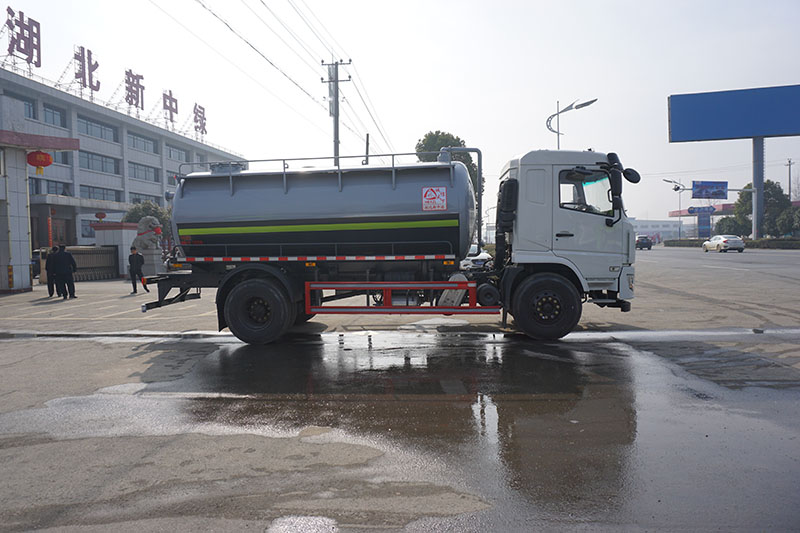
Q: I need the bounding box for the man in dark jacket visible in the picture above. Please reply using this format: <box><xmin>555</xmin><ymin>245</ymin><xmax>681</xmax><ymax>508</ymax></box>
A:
<box><xmin>52</xmin><ymin>245</ymin><xmax>77</xmax><ymax>299</ymax></box>
<box><xmin>44</xmin><ymin>246</ymin><xmax>61</xmax><ymax>297</ymax></box>
<box><xmin>128</xmin><ymin>246</ymin><xmax>149</xmax><ymax>294</ymax></box>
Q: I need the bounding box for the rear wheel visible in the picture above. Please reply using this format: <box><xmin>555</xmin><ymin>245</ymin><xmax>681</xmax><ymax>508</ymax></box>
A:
<box><xmin>224</xmin><ymin>278</ymin><xmax>292</xmax><ymax>344</ymax></box>
<box><xmin>703</xmin><ymin>245</ymin><xmax>708</xmax><ymax>252</ymax></box>
<box><xmin>737</xmin><ymin>248</ymin><xmax>744</xmax><ymax>253</ymax></box>
<box><xmin>512</xmin><ymin>273</ymin><xmax>582</xmax><ymax>340</ymax></box>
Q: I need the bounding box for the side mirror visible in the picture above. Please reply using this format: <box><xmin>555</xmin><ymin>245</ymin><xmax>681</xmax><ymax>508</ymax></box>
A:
<box><xmin>623</xmin><ymin>168</ymin><xmax>641</xmax><ymax>184</ymax></box>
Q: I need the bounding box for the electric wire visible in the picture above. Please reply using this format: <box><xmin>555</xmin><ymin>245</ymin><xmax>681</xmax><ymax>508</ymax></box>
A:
<box><xmin>240</xmin><ymin>0</ymin><xmax>321</xmax><ymax>77</ymax></box>
<box><xmin>147</xmin><ymin>0</ymin><xmax>330</xmax><ymax>139</ymax></box>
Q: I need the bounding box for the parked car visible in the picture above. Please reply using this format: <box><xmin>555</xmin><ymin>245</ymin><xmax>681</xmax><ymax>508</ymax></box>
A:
<box><xmin>635</xmin><ymin>235</ymin><xmax>652</xmax><ymax>250</ymax></box>
<box><xmin>702</xmin><ymin>235</ymin><xmax>745</xmax><ymax>253</ymax></box>
<box><xmin>460</xmin><ymin>244</ymin><xmax>493</xmax><ymax>271</ymax></box>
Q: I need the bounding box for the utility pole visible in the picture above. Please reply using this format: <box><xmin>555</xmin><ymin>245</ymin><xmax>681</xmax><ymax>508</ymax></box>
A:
<box><xmin>321</xmin><ymin>59</ymin><xmax>351</xmax><ymax>166</ymax></box>
<box><xmin>786</xmin><ymin>158</ymin><xmax>794</xmax><ymax>201</ymax></box>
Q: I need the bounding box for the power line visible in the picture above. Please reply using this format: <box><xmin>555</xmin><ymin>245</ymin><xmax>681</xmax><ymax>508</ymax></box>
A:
<box><xmin>146</xmin><ymin>0</ymin><xmax>330</xmax><ymax>140</ymax></box>
<box><xmin>256</xmin><ymin>0</ymin><xmax>323</xmax><ymax>65</ymax></box>
<box><xmin>285</xmin><ymin>0</ymin><xmax>396</xmax><ymax>152</ymax></box>
<box><xmin>240</xmin><ymin>0</ymin><xmax>320</xmax><ymax>77</ymax></box>
<box><xmin>194</xmin><ymin>0</ymin><xmax>324</xmax><ymax>110</ymax></box>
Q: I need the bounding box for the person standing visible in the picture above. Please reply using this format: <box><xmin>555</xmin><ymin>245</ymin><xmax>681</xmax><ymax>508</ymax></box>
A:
<box><xmin>44</xmin><ymin>246</ymin><xmax>61</xmax><ymax>298</ymax></box>
<box><xmin>53</xmin><ymin>244</ymin><xmax>77</xmax><ymax>299</ymax></box>
<box><xmin>128</xmin><ymin>246</ymin><xmax>149</xmax><ymax>294</ymax></box>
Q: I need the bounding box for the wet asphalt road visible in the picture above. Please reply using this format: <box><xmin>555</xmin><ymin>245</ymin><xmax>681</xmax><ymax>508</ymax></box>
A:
<box><xmin>1</xmin><ymin>329</ymin><xmax>799</xmax><ymax>531</ymax></box>
<box><xmin>1</xmin><ymin>247</ymin><xmax>799</xmax><ymax>530</ymax></box>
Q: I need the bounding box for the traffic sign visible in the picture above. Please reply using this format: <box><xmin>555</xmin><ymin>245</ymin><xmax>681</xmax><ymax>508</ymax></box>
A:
<box><xmin>687</xmin><ymin>206</ymin><xmax>716</xmax><ymax>214</ymax></box>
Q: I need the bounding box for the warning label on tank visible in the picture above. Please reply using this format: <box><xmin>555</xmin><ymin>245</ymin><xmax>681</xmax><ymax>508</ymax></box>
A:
<box><xmin>422</xmin><ymin>186</ymin><xmax>447</xmax><ymax>211</ymax></box>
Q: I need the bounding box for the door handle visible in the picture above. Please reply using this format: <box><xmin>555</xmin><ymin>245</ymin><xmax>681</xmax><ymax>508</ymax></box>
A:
<box><xmin>556</xmin><ymin>232</ymin><xmax>574</xmax><ymax>237</ymax></box>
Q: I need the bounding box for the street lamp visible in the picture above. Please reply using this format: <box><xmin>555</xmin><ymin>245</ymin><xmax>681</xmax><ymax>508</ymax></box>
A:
<box><xmin>546</xmin><ymin>98</ymin><xmax>598</xmax><ymax>150</ymax></box>
<box><xmin>663</xmin><ymin>178</ymin><xmax>686</xmax><ymax>240</ymax></box>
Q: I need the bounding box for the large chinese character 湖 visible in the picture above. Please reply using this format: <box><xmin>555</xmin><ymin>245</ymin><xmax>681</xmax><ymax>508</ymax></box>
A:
<box><xmin>6</xmin><ymin>7</ymin><xmax>41</xmax><ymax>67</ymax></box>
<box><xmin>163</xmin><ymin>90</ymin><xmax>178</xmax><ymax>123</ymax></box>
<box><xmin>124</xmin><ymin>69</ymin><xmax>145</xmax><ymax>110</ymax></box>
<box><xmin>193</xmin><ymin>103</ymin><xmax>207</xmax><ymax>135</ymax></box>
<box><xmin>74</xmin><ymin>46</ymin><xmax>100</xmax><ymax>91</ymax></box>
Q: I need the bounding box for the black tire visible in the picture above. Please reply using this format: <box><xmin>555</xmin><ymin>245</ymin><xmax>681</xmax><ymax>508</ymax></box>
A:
<box><xmin>512</xmin><ymin>273</ymin><xmax>582</xmax><ymax>340</ymax></box>
<box><xmin>224</xmin><ymin>278</ymin><xmax>292</xmax><ymax>344</ymax></box>
<box><xmin>703</xmin><ymin>246</ymin><xmax>708</xmax><ymax>252</ymax></box>
<box><xmin>737</xmin><ymin>248</ymin><xmax>744</xmax><ymax>253</ymax></box>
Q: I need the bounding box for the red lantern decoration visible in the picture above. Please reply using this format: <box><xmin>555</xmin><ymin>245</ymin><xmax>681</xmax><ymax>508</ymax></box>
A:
<box><xmin>95</xmin><ymin>212</ymin><xmax>107</xmax><ymax>220</ymax></box>
<box><xmin>27</xmin><ymin>151</ymin><xmax>53</xmax><ymax>175</ymax></box>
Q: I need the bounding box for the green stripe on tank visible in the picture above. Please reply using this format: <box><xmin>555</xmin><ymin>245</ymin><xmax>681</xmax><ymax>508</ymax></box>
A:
<box><xmin>178</xmin><ymin>218</ymin><xmax>459</xmax><ymax>236</ymax></box>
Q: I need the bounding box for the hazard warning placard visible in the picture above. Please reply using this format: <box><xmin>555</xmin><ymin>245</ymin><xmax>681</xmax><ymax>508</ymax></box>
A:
<box><xmin>422</xmin><ymin>186</ymin><xmax>447</xmax><ymax>211</ymax></box>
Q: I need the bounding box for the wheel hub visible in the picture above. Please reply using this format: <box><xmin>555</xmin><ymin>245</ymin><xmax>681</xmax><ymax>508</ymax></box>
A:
<box><xmin>247</xmin><ymin>297</ymin><xmax>270</xmax><ymax>324</ymax></box>
<box><xmin>534</xmin><ymin>292</ymin><xmax>561</xmax><ymax>322</ymax></box>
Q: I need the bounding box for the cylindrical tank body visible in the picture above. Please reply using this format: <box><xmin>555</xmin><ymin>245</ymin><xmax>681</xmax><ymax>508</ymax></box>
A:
<box><xmin>172</xmin><ymin>162</ymin><xmax>476</xmax><ymax>259</ymax></box>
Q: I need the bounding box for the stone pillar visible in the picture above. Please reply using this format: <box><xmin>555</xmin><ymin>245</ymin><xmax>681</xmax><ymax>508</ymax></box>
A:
<box><xmin>0</xmin><ymin>147</ymin><xmax>32</xmax><ymax>292</ymax></box>
<box><xmin>141</xmin><ymin>247</ymin><xmax>164</xmax><ymax>276</ymax></box>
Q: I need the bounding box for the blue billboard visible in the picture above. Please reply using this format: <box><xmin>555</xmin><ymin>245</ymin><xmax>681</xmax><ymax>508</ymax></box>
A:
<box><xmin>669</xmin><ymin>85</ymin><xmax>800</xmax><ymax>142</ymax></box>
<box><xmin>697</xmin><ymin>213</ymin><xmax>712</xmax><ymax>239</ymax></box>
<box><xmin>692</xmin><ymin>181</ymin><xmax>728</xmax><ymax>199</ymax></box>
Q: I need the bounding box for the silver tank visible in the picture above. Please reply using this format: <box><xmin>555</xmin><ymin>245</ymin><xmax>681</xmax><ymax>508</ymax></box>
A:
<box><xmin>172</xmin><ymin>161</ymin><xmax>476</xmax><ymax>259</ymax></box>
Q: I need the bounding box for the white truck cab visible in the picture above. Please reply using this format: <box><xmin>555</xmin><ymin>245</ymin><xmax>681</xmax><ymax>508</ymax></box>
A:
<box><xmin>493</xmin><ymin>150</ymin><xmax>639</xmax><ymax>339</ymax></box>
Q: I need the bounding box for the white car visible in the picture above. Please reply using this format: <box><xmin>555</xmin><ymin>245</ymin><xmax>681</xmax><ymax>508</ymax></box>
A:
<box><xmin>460</xmin><ymin>244</ymin><xmax>493</xmax><ymax>270</ymax></box>
<box><xmin>702</xmin><ymin>235</ymin><xmax>745</xmax><ymax>253</ymax></box>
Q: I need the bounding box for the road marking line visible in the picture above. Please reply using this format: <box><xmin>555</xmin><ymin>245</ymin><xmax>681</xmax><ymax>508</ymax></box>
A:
<box><xmin>701</xmin><ymin>265</ymin><xmax>750</xmax><ymax>272</ymax></box>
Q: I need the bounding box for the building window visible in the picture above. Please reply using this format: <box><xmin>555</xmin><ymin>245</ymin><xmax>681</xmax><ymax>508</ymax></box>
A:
<box><xmin>128</xmin><ymin>161</ymin><xmax>160</xmax><ymax>183</ymax></box>
<box><xmin>81</xmin><ymin>219</ymin><xmax>96</xmax><ymax>238</ymax></box>
<box><xmin>29</xmin><ymin>178</ymin><xmax>72</xmax><ymax>196</ymax></box>
<box><xmin>166</xmin><ymin>171</ymin><xmax>184</xmax><ymax>186</ymax></box>
<box><xmin>129</xmin><ymin>192</ymin><xmax>161</xmax><ymax>206</ymax></box>
<box><xmin>79</xmin><ymin>151</ymin><xmax>120</xmax><ymax>174</ymax></box>
<box><xmin>128</xmin><ymin>132</ymin><xmax>158</xmax><ymax>154</ymax></box>
<box><xmin>80</xmin><ymin>184</ymin><xmax>121</xmax><ymax>202</ymax></box>
<box><xmin>77</xmin><ymin>115</ymin><xmax>118</xmax><ymax>142</ymax></box>
<box><xmin>5</xmin><ymin>91</ymin><xmax>36</xmax><ymax>119</ymax></box>
<box><xmin>43</xmin><ymin>104</ymin><xmax>67</xmax><ymax>128</ymax></box>
<box><xmin>166</xmin><ymin>144</ymin><xmax>188</xmax><ymax>162</ymax></box>
<box><xmin>45</xmin><ymin>151</ymin><xmax>70</xmax><ymax>165</ymax></box>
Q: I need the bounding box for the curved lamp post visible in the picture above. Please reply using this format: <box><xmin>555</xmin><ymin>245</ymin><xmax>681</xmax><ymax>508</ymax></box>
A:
<box><xmin>663</xmin><ymin>178</ymin><xmax>686</xmax><ymax>240</ymax></box>
<box><xmin>546</xmin><ymin>98</ymin><xmax>597</xmax><ymax>149</ymax></box>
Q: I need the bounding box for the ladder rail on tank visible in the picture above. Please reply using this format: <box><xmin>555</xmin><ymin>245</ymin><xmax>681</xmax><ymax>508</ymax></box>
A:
<box><xmin>176</xmin><ymin>150</ymin><xmax>460</xmax><ymax>194</ymax></box>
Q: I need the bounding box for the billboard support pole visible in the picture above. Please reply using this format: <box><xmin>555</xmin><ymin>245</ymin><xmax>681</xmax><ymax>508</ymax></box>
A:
<box><xmin>752</xmin><ymin>137</ymin><xmax>764</xmax><ymax>239</ymax></box>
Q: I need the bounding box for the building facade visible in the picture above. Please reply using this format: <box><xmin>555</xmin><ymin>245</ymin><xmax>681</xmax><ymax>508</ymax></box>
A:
<box><xmin>0</xmin><ymin>67</ymin><xmax>239</xmax><ymax>249</ymax></box>
<box><xmin>630</xmin><ymin>219</ymin><xmax>683</xmax><ymax>242</ymax></box>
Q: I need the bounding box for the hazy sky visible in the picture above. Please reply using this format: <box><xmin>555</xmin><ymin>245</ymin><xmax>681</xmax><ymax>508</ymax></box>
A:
<box><xmin>7</xmin><ymin>0</ymin><xmax>800</xmax><ymax>220</ymax></box>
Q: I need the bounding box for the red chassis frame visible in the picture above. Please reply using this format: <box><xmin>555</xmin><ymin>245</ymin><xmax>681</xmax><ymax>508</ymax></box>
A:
<box><xmin>304</xmin><ymin>280</ymin><xmax>501</xmax><ymax>315</ymax></box>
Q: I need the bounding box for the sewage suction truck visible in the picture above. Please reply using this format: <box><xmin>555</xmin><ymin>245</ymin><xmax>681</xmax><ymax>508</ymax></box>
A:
<box><xmin>144</xmin><ymin>148</ymin><xmax>640</xmax><ymax>343</ymax></box>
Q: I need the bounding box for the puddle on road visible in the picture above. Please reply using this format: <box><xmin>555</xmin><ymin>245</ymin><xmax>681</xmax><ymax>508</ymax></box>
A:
<box><xmin>1</xmin><ymin>331</ymin><xmax>799</xmax><ymax>529</ymax></box>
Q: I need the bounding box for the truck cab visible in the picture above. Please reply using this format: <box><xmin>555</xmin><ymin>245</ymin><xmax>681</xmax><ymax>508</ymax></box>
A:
<box><xmin>493</xmin><ymin>150</ymin><xmax>639</xmax><ymax>339</ymax></box>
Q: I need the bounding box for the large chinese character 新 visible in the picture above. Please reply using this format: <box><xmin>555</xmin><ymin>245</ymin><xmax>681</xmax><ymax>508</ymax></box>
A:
<box><xmin>124</xmin><ymin>69</ymin><xmax>145</xmax><ymax>110</ymax></box>
<box><xmin>74</xmin><ymin>46</ymin><xmax>100</xmax><ymax>91</ymax></box>
<box><xmin>162</xmin><ymin>90</ymin><xmax>178</xmax><ymax>123</ymax></box>
<box><xmin>6</xmin><ymin>7</ymin><xmax>41</xmax><ymax>67</ymax></box>
<box><xmin>193</xmin><ymin>103</ymin><xmax>207</xmax><ymax>135</ymax></box>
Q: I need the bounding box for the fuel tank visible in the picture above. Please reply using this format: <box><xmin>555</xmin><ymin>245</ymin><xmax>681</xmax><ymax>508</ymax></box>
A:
<box><xmin>172</xmin><ymin>161</ymin><xmax>476</xmax><ymax>259</ymax></box>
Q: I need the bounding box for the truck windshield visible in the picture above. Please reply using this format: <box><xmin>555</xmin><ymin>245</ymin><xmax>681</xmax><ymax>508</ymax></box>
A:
<box><xmin>559</xmin><ymin>170</ymin><xmax>613</xmax><ymax>216</ymax></box>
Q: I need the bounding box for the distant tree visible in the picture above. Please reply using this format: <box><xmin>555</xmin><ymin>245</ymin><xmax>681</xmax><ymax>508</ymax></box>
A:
<box><xmin>415</xmin><ymin>130</ymin><xmax>481</xmax><ymax>195</ymax></box>
<box><xmin>714</xmin><ymin>216</ymin><xmax>749</xmax><ymax>237</ymax></box>
<box><xmin>122</xmin><ymin>201</ymin><xmax>172</xmax><ymax>240</ymax></box>
<box><xmin>776</xmin><ymin>205</ymin><xmax>800</xmax><ymax>236</ymax></box>
<box><xmin>733</xmin><ymin>180</ymin><xmax>791</xmax><ymax>236</ymax></box>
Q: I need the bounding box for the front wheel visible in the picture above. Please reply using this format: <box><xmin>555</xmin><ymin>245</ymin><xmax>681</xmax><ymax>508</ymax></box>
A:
<box><xmin>738</xmin><ymin>249</ymin><xmax>744</xmax><ymax>253</ymax></box>
<box><xmin>703</xmin><ymin>246</ymin><xmax>708</xmax><ymax>252</ymax></box>
<box><xmin>512</xmin><ymin>273</ymin><xmax>582</xmax><ymax>340</ymax></box>
<box><xmin>224</xmin><ymin>278</ymin><xmax>292</xmax><ymax>344</ymax></box>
